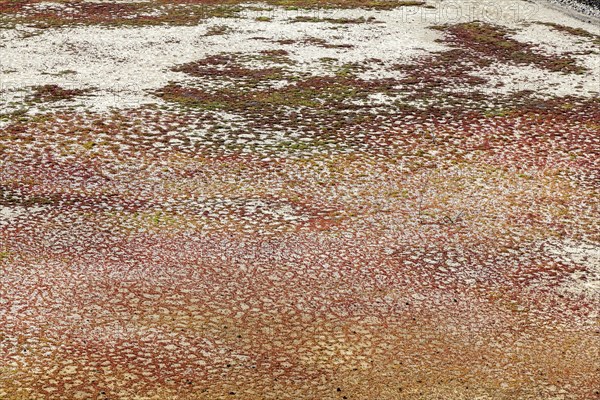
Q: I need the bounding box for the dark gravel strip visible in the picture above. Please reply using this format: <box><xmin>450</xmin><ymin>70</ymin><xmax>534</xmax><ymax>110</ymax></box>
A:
<box><xmin>544</xmin><ymin>0</ymin><xmax>600</xmax><ymax>19</ymax></box>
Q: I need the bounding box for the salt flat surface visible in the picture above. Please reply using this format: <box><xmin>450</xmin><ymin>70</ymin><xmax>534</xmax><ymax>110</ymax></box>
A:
<box><xmin>547</xmin><ymin>240</ymin><xmax>600</xmax><ymax>297</ymax></box>
<box><xmin>1</xmin><ymin>0</ymin><xmax>598</xmax><ymax>112</ymax></box>
<box><xmin>0</xmin><ymin>1</ymin><xmax>599</xmax><ymax>398</ymax></box>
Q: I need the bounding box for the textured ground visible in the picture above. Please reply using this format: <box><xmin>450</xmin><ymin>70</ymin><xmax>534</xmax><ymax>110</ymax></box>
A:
<box><xmin>547</xmin><ymin>0</ymin><xmax>600</xmax><ymax>19</ymax></box>
<box><xmin>1</xmin><ymin>0</ymin><xmax>599</xmax><ymax>399</ymax></box>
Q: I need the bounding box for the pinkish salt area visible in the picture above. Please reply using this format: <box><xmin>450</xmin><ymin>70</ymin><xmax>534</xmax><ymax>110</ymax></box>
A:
<box><xmin>0</xmin><ymin>0</ymin><xmax>599</xmax><ymax>399</ymax></box>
